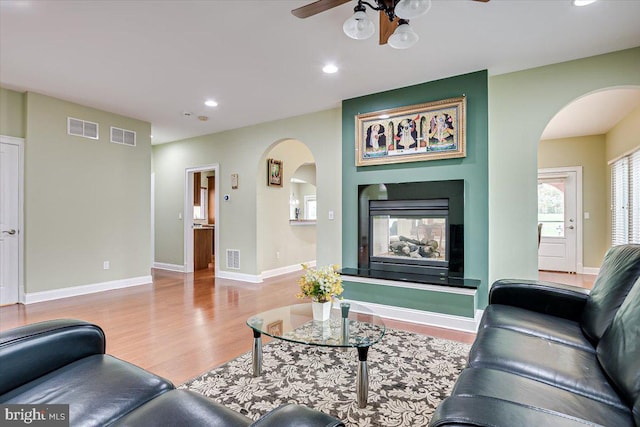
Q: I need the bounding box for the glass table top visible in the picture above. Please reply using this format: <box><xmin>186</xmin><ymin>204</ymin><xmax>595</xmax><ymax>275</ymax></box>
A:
<box><xmin>247</xmin><ymin>302</ymin><xmax>386</xmax><ymax>348</ymax></box>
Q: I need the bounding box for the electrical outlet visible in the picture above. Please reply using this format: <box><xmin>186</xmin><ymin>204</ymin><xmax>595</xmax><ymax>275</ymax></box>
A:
<box><xmin>276</xmin><ymin>251</ymin><xmax>280</xmax><ymax>259</ymax></box>
<box><xmin>103</xmin><ymin>261</ymin><xmax>110</xmax><ymax>270</ymax></box>
<box><xmin>328</xmin><ymin>210</ymin><xmax>334</xmax><ymax>220</ymax></box>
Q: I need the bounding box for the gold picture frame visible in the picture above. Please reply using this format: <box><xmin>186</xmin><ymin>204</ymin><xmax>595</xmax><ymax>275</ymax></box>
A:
<box><xmin>355</xmin><ymin>96</ymin><xmax>466</xmax><ymax>166</ymax></box>
<box><xmin>267</xmin><ymin>158</ymin><xmax>283</xmax><ymax>187</ymax></box>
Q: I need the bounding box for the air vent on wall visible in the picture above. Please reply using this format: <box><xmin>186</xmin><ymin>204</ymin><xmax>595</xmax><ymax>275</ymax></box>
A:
<box><xmin>68</xmin><ymin>117</ymin><xmax>99</xmax><ymax>139</ymax></box>
<box><xmin>110</xmin><ymin>126</ymin><xmax>136</xmax><ymax>146</ymax></box>
<box><xmin>226</xmin><ymin>249</ymin><xmax>240</xmax><ymax>270</ymax></box>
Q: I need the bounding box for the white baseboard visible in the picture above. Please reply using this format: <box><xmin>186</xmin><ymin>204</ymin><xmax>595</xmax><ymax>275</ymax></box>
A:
<box><xmin>153</xmin><ymin>262</ymin><xmax>185</xmax><ymax>272</ymax></box>
<box><xmin>25</xmin><ymin>275</ymin><xmax>152</xmax><ymax>304</ymax></box>
<box><xmin>343</xmin><ymin>299</ymin><xmax>481</xmax><ymax>333</ymax></box>
<box><xmin>260</xmin><ymin>260</ymin><xmax>316</xmax><ymax>280</ymax></box>
<box><xmin>216</xmin><ymin>261</ymin><xmax>317</xmax><ymax>284</ymax></box>
<box><xmin>582</xmin><ymin>267</ymin><xmax>600</xmax><ymax>275</ymax></box>
<box><xmin>216</xmin><ymin>270</ymin><xmax>263</xmax><ymax>283</ymax></box>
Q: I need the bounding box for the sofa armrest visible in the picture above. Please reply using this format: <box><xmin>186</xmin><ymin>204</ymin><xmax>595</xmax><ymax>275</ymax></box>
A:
<box><xmin>489</xmin><ymin>279</ymin><xmax>590</xmax><ymax>321</ymax></box>
<box><xmin>0</xmin><ymin>319</ymin><xmax>106</xmax><ymax>395</ymax></box>
<box><xmin>251</xmin><ymin>404</ymin><xmax>345</xmax><ymax>427</ymax></box>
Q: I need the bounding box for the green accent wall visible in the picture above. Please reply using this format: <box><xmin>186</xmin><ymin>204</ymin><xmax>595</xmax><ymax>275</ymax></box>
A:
<box><xmin>344</xmin><ymin>280</ymin><xmax>475</xmax><ymax>317</ymax></box>
<box><xmin>342</xmin><ymin>71</ymin><xmax>489</xmax><ymax>312</ymax></box>
<box><xmin>0</xmin><ymin>87</ymin><xmax>25</xmax><ymax>138</ymax></box>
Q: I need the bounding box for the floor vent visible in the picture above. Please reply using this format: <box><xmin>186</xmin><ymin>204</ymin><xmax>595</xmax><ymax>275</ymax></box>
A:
<box><xmin>68</xmin><ymin>117</ymin><xmax>99</xmax><ymax>139</ymax></box>
<box><xmin>110</xmin><ymin>126</ymin><xmax>136</xmax><ymax>146</ymax></box>
<box><xmin>226</xmin><ymin>249</ymin><xmax>240</xmax><ymax>270</ymax></box>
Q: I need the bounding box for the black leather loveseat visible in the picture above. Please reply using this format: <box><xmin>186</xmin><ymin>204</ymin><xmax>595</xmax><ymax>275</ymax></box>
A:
<box><xmin>430</xmin><ymin>244</ymin><xmax>640</xmax><ymax>427</ymax></box>
<box><xmin>0</xmin><ymin>319</ymin><xmax>344</xmax><ymax>427</ymax></box>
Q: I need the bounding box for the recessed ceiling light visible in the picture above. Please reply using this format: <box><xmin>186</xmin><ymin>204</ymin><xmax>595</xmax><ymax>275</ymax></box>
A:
<box><xmin>572</xmin><ymin>0</ymin><xmax>597</xmax><ymax>6</ymax></box>
<box><xmin>204</xmin><ymin>100</ymin><xmax>218</xmax><ymax>107</ymax></box>
<box><xmin>322</xmin><ymin>64</ymin><xmax>339</xmax><ymax>74</ymax></box>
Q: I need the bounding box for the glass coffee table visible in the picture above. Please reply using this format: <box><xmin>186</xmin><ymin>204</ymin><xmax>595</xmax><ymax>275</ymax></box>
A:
<box><xmin>246</xmin><ymin>301</ymin><xmax>385</xmax><ymax>408</ymax></box>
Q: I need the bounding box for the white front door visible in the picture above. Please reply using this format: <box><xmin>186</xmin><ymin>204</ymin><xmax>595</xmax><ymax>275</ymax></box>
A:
<box><xmin>0</xmin><ymin>138</ymin><xmax>22</xmax><ymax>305</ymax></box>
<box><xmin>538</xmin><ymin>169</ymin><xmax>578</xmax><ymax>273</ymax></box>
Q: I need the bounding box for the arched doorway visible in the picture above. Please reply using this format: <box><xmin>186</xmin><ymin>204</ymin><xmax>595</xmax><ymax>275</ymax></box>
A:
<box><xmin>256</xmin><ymin>139</ymin><xmax>317</xmax><ymax>277</ymax></box>
<box><xmin>536</xmin><ymin>87</ymin><xmax>640</xmax><ymax>284</ymax></box>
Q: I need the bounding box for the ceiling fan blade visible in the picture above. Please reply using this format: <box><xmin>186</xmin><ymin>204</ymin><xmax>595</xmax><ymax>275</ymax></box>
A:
<box><xmin>292</xmin><ymin>0</ymin><xmax>351</xmax><ymax>18</ymax></box>
<box><xmin>379</xmin><ymin>11</ymin><xmax>400</xmax><ymax>45</ymax></box>
<box><xmin>472</xmin><ymin>0</ymin><xmax>490</xmax><ymax>2</ymax></box>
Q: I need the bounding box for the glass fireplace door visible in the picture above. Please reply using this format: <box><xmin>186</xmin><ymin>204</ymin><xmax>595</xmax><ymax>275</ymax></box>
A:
<box><xmin>371</xmin><ymin>216</ymin><xmax>447</xmax><ymax>262</ymax></box>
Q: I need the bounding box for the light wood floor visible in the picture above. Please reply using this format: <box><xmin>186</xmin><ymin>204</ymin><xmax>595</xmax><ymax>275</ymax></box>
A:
<box><xmin>0</xmin><ymin>269</ymin><xmax>476</xmax><ymax>385</ymax></box>
<box><xmin>538</xmin><ymin>271</ymin><xmax>597</xmax><ymax>290</ymax></box>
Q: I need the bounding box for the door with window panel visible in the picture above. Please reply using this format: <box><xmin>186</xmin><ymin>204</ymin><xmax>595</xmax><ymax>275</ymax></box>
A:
<box><xmin>538</xmin><ymin>171</ymin><xmax>577</xmax><ymax>273</ymax></box>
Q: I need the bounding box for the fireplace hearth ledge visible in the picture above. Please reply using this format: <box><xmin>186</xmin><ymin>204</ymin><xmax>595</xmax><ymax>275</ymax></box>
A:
<box><xmin>340</xmin><ymin>268</ymin><xmax>480</xmax><ymax>291</ymax></box>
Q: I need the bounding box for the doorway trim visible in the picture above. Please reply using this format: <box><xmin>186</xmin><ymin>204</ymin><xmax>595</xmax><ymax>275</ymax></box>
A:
<box><xmin>1</xmin><ymin>135</ymin><xmax>25</xmax><ymax>304</ymax></box>
<box><xmin>184</xmin><ymin>164</ymin><xmax>219</xmax><ymax>274</ymax></box>
<box><xmin>538</xmin><ymin>166</ymin><xmax>584</xmax><ymax>273</ymax></box>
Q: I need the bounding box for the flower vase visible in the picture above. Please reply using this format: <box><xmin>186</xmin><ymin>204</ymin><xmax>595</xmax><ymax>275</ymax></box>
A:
<box><xmin>312</xmin><ymin>300</ymin><xmax>331</xmax><ymax>322</ymax></box>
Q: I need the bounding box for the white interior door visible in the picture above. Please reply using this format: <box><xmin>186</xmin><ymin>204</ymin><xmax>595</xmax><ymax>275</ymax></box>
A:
<box><xmin>1</xmin><ymin>138</ymin><xmax>22</xmax><ymax>305</ymax></box>
<box><xmin>538</xmin><ymin>169</ymin><xmax>578</xmax><ymax>273</ymax></box>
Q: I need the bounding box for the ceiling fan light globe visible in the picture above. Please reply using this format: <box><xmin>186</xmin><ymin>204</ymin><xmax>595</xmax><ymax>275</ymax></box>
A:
<box><xmin>394</xmin><ymin>0</ymin><xmax>431</xmax><ymax>19</ymax></box>
<box><xmin>343</xmin><ymin>11</ymin><xmax>375</xmax><ymax>40</ymax></box>
<box><xmin>388</xmin><ymin>23</ymin><xmax>418</xmax><ymax>49</ymax></box>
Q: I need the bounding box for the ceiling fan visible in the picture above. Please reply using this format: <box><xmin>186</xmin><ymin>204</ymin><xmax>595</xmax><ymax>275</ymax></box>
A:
<box><xmin>292</xmin><ymin>0</ymin><xmax>489</xmax><ymax>49</ymax></box>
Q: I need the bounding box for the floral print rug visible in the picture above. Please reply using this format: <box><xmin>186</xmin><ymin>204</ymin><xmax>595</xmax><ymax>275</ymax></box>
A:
<box><xmin>181</xmin><ymin>328</ymin><xmax>470</xmax><ymax>426</ymax></box>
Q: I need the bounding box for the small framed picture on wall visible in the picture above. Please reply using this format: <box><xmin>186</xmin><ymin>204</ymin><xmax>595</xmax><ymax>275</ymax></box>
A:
<box><xmin>267</xmin><ymin>158</ymin><xmax>283</xmax><ymax>187</ymax></box>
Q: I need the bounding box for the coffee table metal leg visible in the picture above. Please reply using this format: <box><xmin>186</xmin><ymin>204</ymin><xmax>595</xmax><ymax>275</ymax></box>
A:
<box><xmin>252</xmin><ymin>329</ymin><xmax>262</xmax><ymax>377</ymax></box>
<box><xmin>356</xmin><ymin>347</ymin><xmax>369</xmax><ymax>408</ymax></box>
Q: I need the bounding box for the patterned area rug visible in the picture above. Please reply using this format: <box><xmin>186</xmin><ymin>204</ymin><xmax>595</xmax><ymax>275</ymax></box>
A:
<box><xmin>181</xmin><ymin>328</ymin><xmax>470</xmax><ymax>426</ymax></box>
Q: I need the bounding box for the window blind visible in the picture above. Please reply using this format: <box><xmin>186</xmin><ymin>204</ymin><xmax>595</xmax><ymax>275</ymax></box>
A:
<box><xmin>611</xmin><ymin>157</ymin><xmax>628</xmax><ymax>246</ymax></box>
<box><xmin>611</xmin><ymin>148</ymin><xmax>640</xmax><ymax>246</ymax></box>
<box><xmin>630</xmin><ymin>149</ymin><xmax>640</xmax><ymax>244</ymax></box>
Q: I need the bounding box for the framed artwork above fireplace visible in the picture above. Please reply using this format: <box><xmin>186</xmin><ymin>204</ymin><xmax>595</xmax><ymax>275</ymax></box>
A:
<box><xmin>355</xmin><ymin>96</ymin><xmax>466</xmax><ymax>167</ymax></box>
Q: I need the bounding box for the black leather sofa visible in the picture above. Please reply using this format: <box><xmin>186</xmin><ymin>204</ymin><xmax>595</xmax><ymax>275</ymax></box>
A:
<box><xmin>430</xmin><ymin>244</ymin><xmax>640</xmax><ymax>427</ymax></box>
<box><xmin>0</xmin><ymin>319</ymin><xmax>344</xmax><ymax>427</ymax></box>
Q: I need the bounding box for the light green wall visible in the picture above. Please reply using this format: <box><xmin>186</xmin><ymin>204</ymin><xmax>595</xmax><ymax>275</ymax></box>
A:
<box><xmin>152</xmin><ymin>108</ymin><xmax>342</xmax><ymax>276</ymax></box>
<box><xmin>605</xmin><ymin>104</ymin><xmax>640</xmax><ymax>247</ymax></box>
<box><xmin>0</xmin><ymin>87</ymin><xmax>25</xmax><ymax>138</ymax></box>
<box><xmin>342</xmin><ymin>71</ymin><xmax>489</xmax><ymax>311</ymax></box>
<box><xmin>489</xmin><ymin>47</ymin><xmax>640</xmax><ymax>283</ymax></box>
<box><xmin>258</xmin><ymin>139</ymin><xmax>316</xmax><ymax>272</ymax></box>
<box><xmin>24</xmin><ymin>92</ymin><xmax>152</xmax><ymax>293</ymax></box>
<box><xmin>538</xmin><ymin>135</ymin><xmax>608</xmax><ymax>267</ymax></box>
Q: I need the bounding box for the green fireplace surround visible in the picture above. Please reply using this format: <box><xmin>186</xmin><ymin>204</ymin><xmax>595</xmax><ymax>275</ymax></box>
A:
<box><xmin>341</xmin><ymin>71</ymin><xmax>488</xmax><ymax>325</ymax></box>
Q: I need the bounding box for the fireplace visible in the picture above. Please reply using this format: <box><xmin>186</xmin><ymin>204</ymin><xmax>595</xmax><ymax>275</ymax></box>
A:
<box><xmin>369</xmin><ymin>199</ymin><xmax>450</xmax><ymax>277</ymax></box>
<box><xmin>358</xmin><ymin>180</ymin><xmax>464</xmax><ymax>281</ymax></box>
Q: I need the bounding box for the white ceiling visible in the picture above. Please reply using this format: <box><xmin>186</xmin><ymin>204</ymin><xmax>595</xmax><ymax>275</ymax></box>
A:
<box><xmin>541</xmin><ymin>88</ymin><xmax>640</xmax><ymax>140</ymax></box>
<box><xmin>1</xmin><ymin>0</ymin><xmax>639</xmax><ymax>145</ymax></box>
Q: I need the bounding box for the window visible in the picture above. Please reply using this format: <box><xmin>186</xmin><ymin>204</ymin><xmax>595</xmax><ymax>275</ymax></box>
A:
<box><xmin>538</xmin><ymin>181</ymin><xmax>566</xmax><ymax>237</ymax></box>
<box><xmin>611</xmin><ymin>148</ymin><xmax>640</xmax><ymax>245</ymax></box>
<box><xmin>304</xmin><ymin>195</ymin><xmax>317</xmax><ymax>220</ymax></box>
